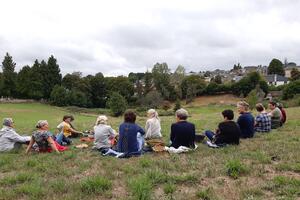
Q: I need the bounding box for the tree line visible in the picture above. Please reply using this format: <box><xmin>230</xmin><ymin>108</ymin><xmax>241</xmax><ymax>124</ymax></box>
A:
<box><xmin>1</xmin><ymin>53</ymin><xmax>299</xmax><ymax>114</ymax></box>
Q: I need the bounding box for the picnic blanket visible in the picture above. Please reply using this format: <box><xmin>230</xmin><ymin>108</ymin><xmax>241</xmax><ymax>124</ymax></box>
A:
<box><xmin>164</xmin><ymin>144</ymin><xmax>198</xmax><ymax>154</ymax></box>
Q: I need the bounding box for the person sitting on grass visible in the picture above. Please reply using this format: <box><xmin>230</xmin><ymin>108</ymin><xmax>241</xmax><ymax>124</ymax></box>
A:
<box><xmin>254</xmin><ymin>103</ymin><xmax>271</xmax><ymax>133</ymax></box>
<box><xmin>93</xmin><ymin>115</ymin><xmax>118</xmax><ymax>154</ymax></box>
<box><xmin>170</xmin><ymin>108</ymin><xmax>195</xmax><ymax>149</ymax></box>
<box><xmin>117</xmin><ymin>110</ymin><xmax>145</xmax><ymax>157</ymax></box>
<box><xmin>56</xmin><ymin>115</ymin><xmax>83</xmax><ymax>145</ymax></box>
<box><xmin>268</xmin><ymin>101</ymin><xmax>282</xmax><ymax>129</ymax></box>
<box><xmin>26</xmin><ymin>120</ymin><xmax>67</xmax><ymax>154</ymax></box>
<box><xmin>277</xmin><ymin>103</ymin><xmax>287</xmax><ymax>126</ymax></box>
<box><xmin>144</xmin><ymin>109</ymin><xmax>165</xmax><ymax>152</ymax></box>
<box><xmin>0</xmin><ymin>118</ymin><xmax>31</xmax><ymax>152</ymax></box>
<box><xmin>204</xmin><ymin>109</ymin><xmax>240</xmax><ymax>146</ymax></box>
<box><xmin>236</xmin><ymin>101</ymin><xmax>255</xmax><ymax>138</ymax></box>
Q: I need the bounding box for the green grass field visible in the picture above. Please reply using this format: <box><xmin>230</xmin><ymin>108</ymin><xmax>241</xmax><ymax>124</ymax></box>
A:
<box><xmin>0</xmin><ymin>103</ymin><xmax>300</xmax><ymax>200</ymax></box>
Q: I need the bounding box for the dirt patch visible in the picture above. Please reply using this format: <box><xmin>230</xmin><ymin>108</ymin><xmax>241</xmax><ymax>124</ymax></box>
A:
<box><xmin>189</xmin><ymin>94</ymin><xmax>241</xmax><ymax>106</ymax></box>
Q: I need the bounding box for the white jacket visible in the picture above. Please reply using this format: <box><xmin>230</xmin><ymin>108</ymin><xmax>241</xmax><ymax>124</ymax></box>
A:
<box><xmin>0</xmin><ymin>126</ymin><xmax>31</xmax><ymax>152</ymax></box>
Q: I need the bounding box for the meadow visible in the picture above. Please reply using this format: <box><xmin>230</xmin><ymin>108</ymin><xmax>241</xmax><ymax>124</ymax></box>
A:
<box><xmin>0</xmin><ymin>102</ymin><xmax>299</xmax><ymax>200</ymax></box>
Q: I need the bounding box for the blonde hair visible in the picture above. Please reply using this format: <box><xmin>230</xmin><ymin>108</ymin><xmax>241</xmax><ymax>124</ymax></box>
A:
<box><xmin>36</xmin><ymin>120</ymin><xmax>48</xmax><ymax>128</ymax></box>
<box><xmin>147</xmin><ymin>109</ymin><xmax>160</xmax><ymax>120</ymax></box>
<box><xmin>96</xmin><ymin>115</ymin><xmax>108</xmax><ymax>125</ymax></box>
<box><xmin>237</xmin><ymin>101</ymin><xmax>250</xmax><ymax>111</ymax></box>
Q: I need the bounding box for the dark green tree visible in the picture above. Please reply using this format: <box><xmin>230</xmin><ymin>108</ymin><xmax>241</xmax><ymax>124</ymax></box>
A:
<box><xmin>89</xmin><ymin>73</ymin><xmax>107</xmax><ymax>107</ymax></box>
<box><xmin>106</xmin><ymin>92</ymin><xmax>127</xmax><ymax>116</ymax></box>
<box><xmin>50</xmin><ymin>85</ymin><xmax>69</xmax><ymax>106</ymax></box>
<box><xmin>68</xmin><ymin>89</ymin><xmax>88</xmax><ymax>107</ymax></box>
<box><xmin>29</xmin><ymin>60</ymin><xmax>44</xmax><ymax>99</ymax></box>
<box><xmin>16</xmin><ymin>65</ymin><xmax>32</xmax><ymax>98</ymax></box>
<box><xmin>282</xmin><ymin>80</ymin><xmax>300</xmax><ymax>99</ymax></box>
<box><xmin>144</xmin><ymin>71</ymin><xmax>153</xmax><ymax>95</ymax></box>
<box><xmin>105</xmin><ymin>76</ymin><xmax>134</xmax><ymax>102</ymax></box>
<box><xmin>181</xmin><ymin>75</ymin><xmax>206</xmax><ymax>103</ymax></box>
<box><xmin>1</xmin><ymin>53</ymin><xmax>17</xmax><ymax>97</ymax></box>
<box><xmin>268</xmin><ymin>58</ymin><xmax>284</xmax><ymax>75</ymax></box>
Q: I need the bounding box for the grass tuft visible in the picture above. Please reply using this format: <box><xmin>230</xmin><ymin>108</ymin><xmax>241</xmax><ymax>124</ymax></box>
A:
<box><xmin>80</xmin><ymin>176</ymin><xmax>112</xmax><ymax>194</ymax></box>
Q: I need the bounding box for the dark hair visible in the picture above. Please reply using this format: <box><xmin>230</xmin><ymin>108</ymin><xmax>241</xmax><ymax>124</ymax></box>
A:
<box><xmin>269</xmin><ymin>101</ymin><xmax>277</xmax><ymax>107</ymax></box>
<box><xmin>63</xmin><ymin>115</ymin><xmax>74</xmax><ymax>121</ymax></box>
<box><xmin>222</xmin><ymin>109</ymin><xmax>234</xmax><ymax>120</ymax></box>
<box><xmin>124</xmin><ymin>110</ymin><xmax>136</xmax><ymax>123</ymax></box>
<box><xmin>255</xmin><ymin>103</ymin><xmax>265</xmax><ymax>112</ymax></box>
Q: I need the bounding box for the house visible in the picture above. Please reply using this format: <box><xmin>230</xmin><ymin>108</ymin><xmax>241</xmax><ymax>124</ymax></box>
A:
<box><xmin>264</xmin><ymin>74</ymin><xmax>289</xmax><ymax>86</ymax></box>
<box><xmin>232</xmin><ymin>75</ymin><xmax>243</xmax><ymax>82</ymax></box>
<box><xmin>243</xmin><ymin>66</ymin><xmax>257</xmax><ymax>74</ymax></box>
<box><xmin>284</xmin><ymin>64</ymin><xmax>300</xmax><ymax>78</ymax></box>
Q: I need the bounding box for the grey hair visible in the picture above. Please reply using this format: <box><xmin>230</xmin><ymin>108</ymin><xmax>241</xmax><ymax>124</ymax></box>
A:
<box><xmin>36</xmin><ymin>120</ymin><xmax>48</xmax><ymax>128</ymax></box>
<box><xmin>3</xmin><ymin>118</ymin><xmax>13</xmax><ymax>127</ymax></box>
<box><xmin>175</xmin><ymin>108</ymin><xmax>189</xmax><ymax>120</ymax></box>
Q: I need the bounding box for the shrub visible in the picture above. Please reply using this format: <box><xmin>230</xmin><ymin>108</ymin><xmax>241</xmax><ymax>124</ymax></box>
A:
<box><xmin>50</xmin><ymin>85</ymin><xmax>69</xmax><ymax>106</ymax></box>
<box><xmin>68</xmin><ymin>89</ymin><xmax>88</xmax><ymax>107</ymax></box>
<box><xmin>173</xmin><ymin>99</ymin><xmax>181</xmax><ymax>112</ymax></box>
<box><xmin>246</xmin><ymin>89</ymin><xmax>258</xmax><ymax>110</ymax></box>
<box><xmin>282</xmin><ymin>80</ymin><xmax>300</xmax><ymax>99</ymax></box>
<box><xmin>162</xmin><ymin>100</ymin><xmax>171</xmax><ymax>111</ymax></box>
<box><xmin>226</xmin><ymin>159</ymin><xmax>249</xmax><ymax>179</ymax></box>
<box><xmin>80</xmin><ymin>176</ymin><xmax>112</xmax><ymax>194</ymax></box>
<box><xmin>106</xmin><ymin>92</ymin><xmax>127</xmax><ymax>116</ymax></box>
<box><xmin>140</xmin><ymin>90</ymin><xmax>163</xmax><ymax>109</ymax></box>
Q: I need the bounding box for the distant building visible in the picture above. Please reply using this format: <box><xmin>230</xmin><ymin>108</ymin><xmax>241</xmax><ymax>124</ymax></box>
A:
<box><xmin>232</xmin><ymin>75</ymin><xmax>243</xmax><ymax>82</ymax></box>
<box><xmin>284</xmin><ymin>64</ymin><xmax>300</xmax><ymax>78</ymax></box>
<box><xmin>264</xmin><ymin>74</ymin><xmax>289</xmax><ymax>86</ymax></box>
<box><xmin>243</xmin><ymin>66</ymin><xmax>257</xmax><ymax>74</ymax></box>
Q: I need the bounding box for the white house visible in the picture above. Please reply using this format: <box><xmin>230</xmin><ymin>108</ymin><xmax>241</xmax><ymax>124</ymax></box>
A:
<box><xmin>264</xmin><ymin>74</ymin><xmax>289</xmax><ymax>86</ymax></box>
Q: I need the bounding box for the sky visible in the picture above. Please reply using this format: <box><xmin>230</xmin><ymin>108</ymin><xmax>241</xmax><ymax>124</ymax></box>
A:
<box><xmin>0</xmin><ymin>0</ymin><xmax>300</xmax><ymax>76</ymax></box>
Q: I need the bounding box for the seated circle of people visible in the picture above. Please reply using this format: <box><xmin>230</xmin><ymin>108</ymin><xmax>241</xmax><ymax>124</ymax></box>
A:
<box><xmin>254</xmin><ymin>103</ymin><xmax>271</xmax><ymax>133</ymax></box>
<box><xmin>56</xmin><ymin>115</ymin><xmax>83</xmax><ymax>146</ymax></box>
<box><xmin>204</xmin><ymin>109</ymin><xmax>240</xmax><ymax>146</ymax></box>
<box><xmin>26</xmin><ymin>120</ymin><xmax>67</xmax><ymax>153</ymax></box>
<box><xmin>236</xmin><ymin>101</ymin><xmax>255</xmax><ymax>138</ymax></box>
<box><xmin>170</xmin><ymin>108</ymin><xmax>196</xmax><ymax>149</ymax></box>
<box><xmin>268</xmin><ymin>101</ymin><xmax>282</xmax><ymax>129</ymax></box>
<box><xmin>0</xmin><ymin>118</ymin><xmax>31</xmax><ymax>152</ymax></box>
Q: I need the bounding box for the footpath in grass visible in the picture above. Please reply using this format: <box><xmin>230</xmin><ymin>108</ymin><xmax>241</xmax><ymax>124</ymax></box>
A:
<box><xmin>0</xmin><ymin>103</ymin><xmax>299</xmax><ymax>200</ymax></box>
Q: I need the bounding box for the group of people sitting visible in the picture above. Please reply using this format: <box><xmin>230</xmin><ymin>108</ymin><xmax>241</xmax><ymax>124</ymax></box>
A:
<box><xmin>0</xmin><ymin>100</ymin><xmax>286</xmax><ymax>157</ymax></box>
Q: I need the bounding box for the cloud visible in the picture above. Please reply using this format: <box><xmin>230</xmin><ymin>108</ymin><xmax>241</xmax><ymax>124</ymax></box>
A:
<box><xmin>0</xmin><ymin>0</ymin><xmax>300</xmax><ymax>75</ymax></box>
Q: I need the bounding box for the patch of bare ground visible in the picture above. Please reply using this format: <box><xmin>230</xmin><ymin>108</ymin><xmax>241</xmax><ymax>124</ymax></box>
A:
<box><xmin>188</xmin><ymin>94</ymin><xmax>241</xmax><ymax>106</ymax></box>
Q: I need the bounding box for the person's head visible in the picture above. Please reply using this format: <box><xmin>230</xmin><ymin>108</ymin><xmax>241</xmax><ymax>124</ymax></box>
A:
<box><xmin>124</xmin><ymin>110</ymin><xmax>136</xmax><ymax>123</ymax></box>
<box><xmin>147</xmin><ymin>109</ymin><xmax>159</xmax><ymax>119</ymax></box>
<box><xmin>36</xmin><ymin>120</ymin><xmax>49</xmax><ymax>130</ymax></box>
<box><xmin>63</xmin><ymin>115</ymin><xmax>74</xmax><ymax>123</ymax></box>
<box><xmin>237</xmin><ymin>101</ymin><xmax>250</xmax><ymax>114</ymax></box>
<box><xmin>96</xmin><ymin>115</ymin><xmax>108</xmax><ymax>125</ymax></box>
<box><xmin>255</xmin><ymin>103</ymin><xmax>265</xmax><ymax>113</ymax></box>
<box><xmin>221</xmin><ymin>109</ymin><xmax>234</xmax><ymax>121</ymax></box>
<box><xmin>175</xmin><ymin>108</ymin><xmax>189</xmax><ymax>121</ymax></box>
<box><xmin>268</xmin><ymin>101</ymin><xmax>277</xmax><ymax>110</ymax></box>
<box><xmin>3</xmin><ymin>118</ymin><xmax>14</xmax><ymax>128</ymax></box>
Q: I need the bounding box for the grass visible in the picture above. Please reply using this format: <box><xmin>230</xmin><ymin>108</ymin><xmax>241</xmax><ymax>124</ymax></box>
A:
<box><xmin>0</xmin><ymin>102</ymin><xmax>300</xmax><ymax>199</ymax></box>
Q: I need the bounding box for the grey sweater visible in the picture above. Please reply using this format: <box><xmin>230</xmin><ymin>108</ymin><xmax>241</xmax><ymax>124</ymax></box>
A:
<box><xmin>0</xmin><ymin>126</ymin><xmax>31</xmax><ymax>152</ymax></box>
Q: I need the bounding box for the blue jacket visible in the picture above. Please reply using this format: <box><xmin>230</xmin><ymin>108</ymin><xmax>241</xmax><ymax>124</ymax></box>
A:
<box><xmin>117</xmin><ymin>123</ymin><xmax>145</xmax><ymax>154</ymax></box>
<box><xmin>237</xmin><ymin>112</ymin><xmax>255</xmax><ymax>138</ymax></box>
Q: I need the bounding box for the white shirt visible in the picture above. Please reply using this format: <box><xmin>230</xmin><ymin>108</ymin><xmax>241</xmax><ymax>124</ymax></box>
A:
<box><xmin>145</xmin><ymin>118</ymin><xmax>162</xmax><ymax>139</ymax></box>
<box><xmin>0</xmin><ymin>126</ymin><xmax>31</xmax><ymax>152</ymax></box>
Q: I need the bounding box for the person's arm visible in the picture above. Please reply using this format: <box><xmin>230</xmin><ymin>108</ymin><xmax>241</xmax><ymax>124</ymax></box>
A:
<box><xmin>47</xmin><ymin>137</ymin><xmax>60</xmax><ymax>153</ymax></box>
<box><xmin>25</xmin><ymin>138</ymin><xmax>35</xmax><ymax>154</ymax></box>
<box><xmin>69</xmin><ymin>127</ymin><xmax>83</xmax><ymax>135</ymax></box>
<box><xmin>108</xmin><ymin>127</ymin><xmax>116</xmax><ymax>138</ymax></box>
<box><xmin>9</xmin><ymin>130</ymin><xmax>30</xmax><ymax>143</ymax></box>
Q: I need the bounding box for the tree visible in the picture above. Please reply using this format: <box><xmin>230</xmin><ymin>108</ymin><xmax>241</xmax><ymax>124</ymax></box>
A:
<box><xmin>105</xmin><ymin>76</ymin><xmax>134</xmax><ymax>102</ymax></box>
<box><xmin>89</xmin><ymin>73</ymin><xmax>107</xmax><ymax>107</ymax></box>
<box><xmin>282</xmin><ymin>80</ymin><xmax>300</xmax><ymax>99</ymax></box>
<box><xmin>173</xmin><ymin>99</ymin><xmax>181</xmax><ymax>112</ymax></box>
<box><xmin>40</xmin><ymin>55</ymin><xmax>62</xmax><ymax>98</ymax></box>
<box><xmin>68</xmin><ymin>89</ymin><xmax>88</xmax><ymax>107</ymax></box>
<box><xmin>268</xmin><ymin>58</ymin><xmax>284</xmax><ymax>75</ymax></box>
<box><xmin>106</xmin><ymin>92</ymin><xmax>127</xmax><ymax>116</ymax></box>
<box><xmin>16</xmin><ymin>65</ymin><xmax>32</xmax><ymax>98</ymax></box>
<box><xmin>144</xmin><ymin>71</ymin><xmax>153</xmax><ymax>95</ymax></box>
<box><xmin>171</xmin><ymin>65</ymin><xmax>186</xmax><ymax>98</ymax></box>
<box><xmin>181</xmin><ymin>75</ymin><xmax>206</xmax><ymax>103</ymax></box>
<box><xmin>233</xmin><ymin>63</ymin><xmax>242</xmax><ymax>71</ymax></box>
<box><xmin>50</xmin><ymin>85</ymin><xmax>69</xmax><ymax>106</ymax></box>
<box><xmin>1</xmin><ymin>53</ymin><xmax>17</xmax><ymax>97</ymax></box>
<box><xmin>29</xmin><ymin>60</ymin><xmax>44</xmax><ymax>99</ymax></box>
<box><xmin>291</xmin><ymin>68</ymin><xmax>300</xmax><ymax>81</ymax></box>
<box><xmin>151</xmin><ymin>63</ymin><xmax>176</xmax><ymax>100</ymax></box>
<box><xmin>211</xmin><ymin>75</ymin><xmax>222</xmax><ymax>84</ymax></box>
<box><xmin>140</xmin><ymin>90</ymin><xmax>163</xmax><ymax>109</ymax></box>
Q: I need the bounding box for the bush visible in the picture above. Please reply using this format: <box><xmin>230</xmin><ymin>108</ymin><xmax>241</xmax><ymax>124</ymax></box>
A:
<box><xmin>140</xmin><ymin>90</ymin><xmax>163</xmax><ymax>109</ymax></box>
<box><xmin>282</xmin><ymin>80</ymin><xmax>300</xmax><ymax>99</ymax></box>
<box><xmin>80</xmin><ymin>176</ymin><xmax>112</xmax><ymax>194</ymax></box>
<box><xmin>246</xmin><ymin>89</ymin><xmax>258</xmax><ymax>110</ymax></box>
<box><xmin>106</xmin><ymin>92</ymin><xmax>127</xmax><ymax>116</ymax></box>
<box><xmin>226</xmin><ymin>159</ymin><xmax>249</xmax><ymax>179</ymax></box>
<box><xmin>173</xmin><ymin>99</ymin><xmax>181</xmax><ymax>112</ymax></box>
<box><xmin>68</xmin><ymin>89</ymin><xmax>88</xmax><ymax>107</ymax></box>
<box><xmin>50</xmin><ymin>85</ymin><xmax>69</xmax><ymax>106</ymax></box>
<box><xmin>162</xmin><ymin>100</ymin><xmax>171</xmax><ymax>111</ymax></box>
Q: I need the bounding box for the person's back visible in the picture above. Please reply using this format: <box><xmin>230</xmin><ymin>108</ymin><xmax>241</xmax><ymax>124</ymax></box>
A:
<box><xmin>32</xmin><ymin>130</ymin><xmax>52</xmax><ymax>152</ymax></box>
<box><xmin>216</xmin><ymin>121</ymin><xmax>240</xmax><ymax>145</ymax></box>
<box><xmin>269</xmin><ymin>107</ymin><xmax>282</xmax><ymax>129</ymax></box>
<box><xmin>255</xmin><ymin>112</ymin><xmax>271</xmax><ymax>132</ymax></box>
<box><xmin>170</xmin><ymin>121</ymin><xmax>195</xmax><ymax>148</ymax></box>
<box><xmin>118</xmin><ymin>122</ymin><xmax>144</xmax><ymax>153</ymax></box>
<box><xmin>94</xmin><ymin>124</ymin><xmax>115</xmax><ymax>150</ymax></box>
<box><xmin>145</xmin><ymin>118</ymin><xmax>162</xmax><ymax>139</ymax></box>
<box><xmin>237</xmin><ymin>112</ymin><xmax>254</xmax><ymax>138</ymax></box>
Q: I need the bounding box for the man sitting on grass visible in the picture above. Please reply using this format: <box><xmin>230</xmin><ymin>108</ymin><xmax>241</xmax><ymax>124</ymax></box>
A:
<box><xmin>254</xmin><ymin>103</ymin><xmax>271</xmax><ymax>133</ymax></box>
<box><xmin>268</xmin><ymin>101</ymin><xmax>282</xmax><ymax>129</ymax></box>
<box><xmin>237</xmin><ymin>101</ymin><xmax>255</xmax><ymax>138</ymax></box>
<box><xmin>205</xmin><ymin>109</ymin><xmax>240</xmax><ymax>147</ymax></box>
<box><xmin>0</xmin><ymin>118</ymin><xmax>31</xmax><ymax>152</ymax></box>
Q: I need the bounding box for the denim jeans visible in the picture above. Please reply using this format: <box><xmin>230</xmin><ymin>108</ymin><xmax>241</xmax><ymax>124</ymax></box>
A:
<box><xmin>205</xmin><ymin>130</ymin><xmax>215</xmax><ymax>141</ymax></box>
<box><xmin>56</xmin><ymin>132</ymin><xmax>72</xmax><ymax>145</ymax></box>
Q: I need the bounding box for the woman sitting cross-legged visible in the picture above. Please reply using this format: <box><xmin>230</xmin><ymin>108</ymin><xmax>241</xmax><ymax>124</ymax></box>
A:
<box><xmin>144</xmin><ymin>109</ymin><xmax>165</xmax><ymax>152</ymax></box>
<box><xmin>205</xmin><ymin>109</ymin><xmax>240</xmax><ymax>147</ymax></box>
<box><xmin>117</xmin><ymin>110</ymin><xmax>145</xmax><ymax>157</ymax></box>
<box><xmin>26</xmin><ymin>120</ymin><xmax>67</xmax><ymax>154</ymax></box>
<box><xmin>170</xmin><ymin>108</ymin><xmax>196</xmax><ymax>149</ymax></box>
<box><xmin>93</xmin><ymin>115</ymin><xmax>122</xmax><ymax>156</ymax></box>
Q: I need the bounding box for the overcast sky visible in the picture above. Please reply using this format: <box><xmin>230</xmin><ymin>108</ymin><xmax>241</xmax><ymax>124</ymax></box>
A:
<box><xmin>0</xmin><ymin>0</ymin><xmax>300</xmax><ymax>76</ymax></box>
